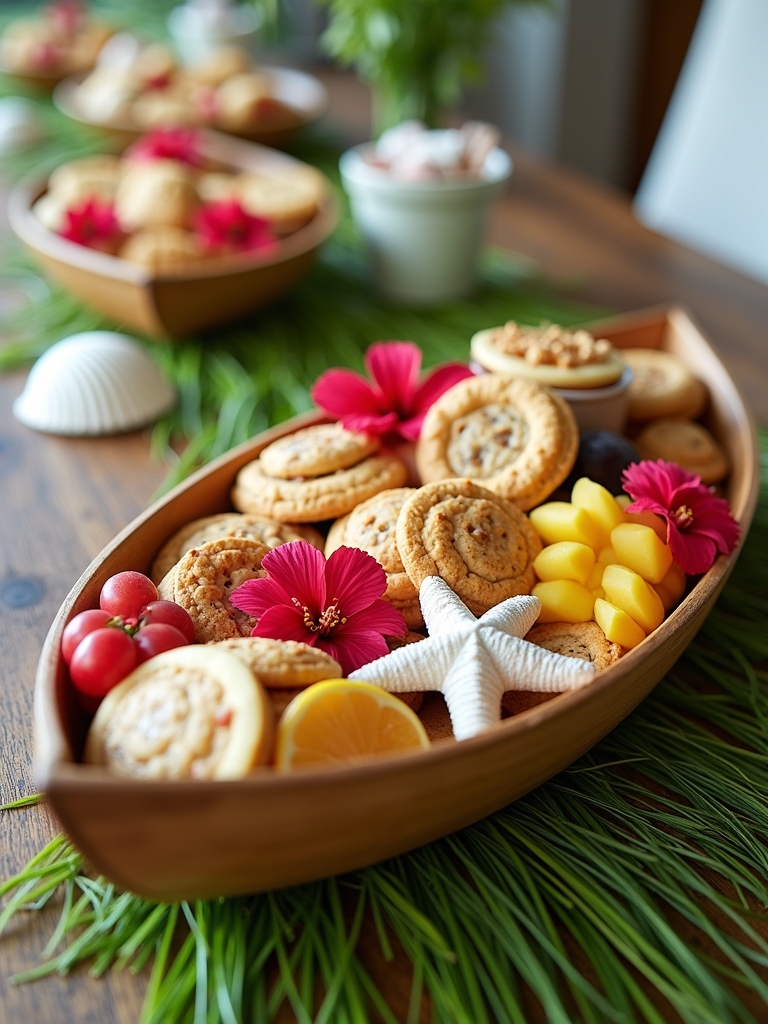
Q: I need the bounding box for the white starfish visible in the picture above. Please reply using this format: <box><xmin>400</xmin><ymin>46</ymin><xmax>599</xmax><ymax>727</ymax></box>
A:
<box><xmin>352</xmin><ymin>577</ymin><xmax>595</xmax><ymax>740</ymax></box>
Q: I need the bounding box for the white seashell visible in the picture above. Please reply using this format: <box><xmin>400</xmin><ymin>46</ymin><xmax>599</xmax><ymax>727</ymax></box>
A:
<box><xmin>0</xmin><ymin>97</ymin><xmax>44</xmax><ymax>156</ymax></box>
<box><xmin>13</xmin><ymin>331</ymin><xmax>176</xmax><ymax>437</ymax></box>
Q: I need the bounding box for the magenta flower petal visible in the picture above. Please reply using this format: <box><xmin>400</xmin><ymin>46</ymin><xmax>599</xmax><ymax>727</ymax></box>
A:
<box><xmin>324</xmin><ymin>547</ymin><xmax>387</xmax><ymax>616</ymax></box>
<box><xmin>338</xmin><ymin>411</ymin><xmax>400</xmax><ymax>436</ymax></box>
<box><xmin>230</xmin><ymin>575</ymin><xmax>291</xmax><ymax>619</ymax></box>
<box><xmin>127</xmin><ymin>128</ymin><xmax>202</xmax><ymax>166</ymax></box>
<box><xmin>622</xmin><ymin>458</ymin><xmax>739</xmax><ymax>576</ymax></box>
<box><xmin>318</xmin><ymin>630</ymin><xmax>390</xmax><ymax>675</ymax></box>
<box><xmin>365</xmin><ymin>341</ymin><xmax>421</xmax><ymax>411</ymax></box>
<box><xmin>412</xmin><ymin>362</ymin><xmax>473</xmax><ymax>413</ymax></box>
<box><xmin>311</xmin><ymin>368</ymin><xmax>383</xmax><ymax>420</ymax></box>
<box><xmin>252</xmin><ymin>604</ymin><xmax>315</xmax><ymax>644</ymax></box>
<box><xmin>228</xmin><ymin>540</ymin><xmax>403</xmax><ymax>673</ymax></box>
<box><xmin>342</xmin><ymin>599</ymin><xmax>408</xmax><ymax>638</ymax></box>
<box><xmin>667</xmin><ymin>525</ymin><xmax>717</xmax><ymax>576</ymax></box>
<box><xmin>260</xmin><ymin>541</ymin><xmax>326</xmax><ymax>612</ymax></box>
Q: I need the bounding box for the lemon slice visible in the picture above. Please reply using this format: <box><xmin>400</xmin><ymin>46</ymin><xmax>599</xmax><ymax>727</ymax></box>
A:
<box><xmin>275</xmin><ymin>679</ymin><xmax>430</xmax><ymax>770</ymax></box>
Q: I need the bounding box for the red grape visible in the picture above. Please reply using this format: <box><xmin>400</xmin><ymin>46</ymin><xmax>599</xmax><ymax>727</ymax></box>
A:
<box><xmin>139</xmin><ymin>600</ymin><xmax>196</xmax><ymax>644</ymax></box>
<box><xmin>134</xmin><ymin>623</ymin><xmax>189</xmax><ymax>663</ymax></box>
<box><xmin>100</xmin><ymin>571</ymin><xmax>158</xmax><ymax>618</ymax></box>
<box><xmin>70</xmin><ymin>628</ymin><xmax>138</xmax><ymax>698</ymax></box>
<box><xmin>62</xmin><ymin>609</ymin><xmax>112</xmax><ymax>665</ymax></box>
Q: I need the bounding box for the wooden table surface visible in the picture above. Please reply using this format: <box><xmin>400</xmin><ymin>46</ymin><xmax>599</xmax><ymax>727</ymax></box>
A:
<box><xmin>1</xmin><ymin>77</ymin><xmax>768</xmax><ymax>1023</ymax></box>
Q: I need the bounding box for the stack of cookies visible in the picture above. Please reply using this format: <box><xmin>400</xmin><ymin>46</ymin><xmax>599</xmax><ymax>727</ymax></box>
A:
<box><xmin>231</xmin><ymin>424</ymin><xmax>409</xmax><ymax>523</ymax></box>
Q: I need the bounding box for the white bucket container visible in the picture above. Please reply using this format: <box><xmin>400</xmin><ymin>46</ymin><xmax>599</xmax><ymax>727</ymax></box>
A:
<box><xmin>339</xmin><ymin>144</ymin><xmax>512</xmax><ymax>306</ymax></box>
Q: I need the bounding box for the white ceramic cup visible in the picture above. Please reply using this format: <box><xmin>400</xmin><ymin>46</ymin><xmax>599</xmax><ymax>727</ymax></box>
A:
<box><xmin>339</xmin><ymin>144</ymin><xmax>512</xmax><ymax>306</ymax></box>
<box><xmin>167</xmin><ymin>3</ymin><xmax>261</xmax><ymax>65</ymax></box>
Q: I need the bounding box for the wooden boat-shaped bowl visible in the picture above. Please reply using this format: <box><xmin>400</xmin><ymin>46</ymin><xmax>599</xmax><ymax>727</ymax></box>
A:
<box><xmin>53</xmin><ymin>65</ymin><xmax>328</xmax><ymax>149</ymax></box>
<box><xmin>34</xmin><ymin>306</ymin><xmax>759</xmax><ymax>901</ymax></box>
<box><xmin>8</xmin><ymin>129</ymin><xmax>338</xmax><ymax>338</ymax></box>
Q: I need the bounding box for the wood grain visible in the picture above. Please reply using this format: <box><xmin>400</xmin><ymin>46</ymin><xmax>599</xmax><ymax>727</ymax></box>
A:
<box><xmin>2</xmin><ymin>67</ymin><xmax>768</xmax><ymax>1021</ymax></box>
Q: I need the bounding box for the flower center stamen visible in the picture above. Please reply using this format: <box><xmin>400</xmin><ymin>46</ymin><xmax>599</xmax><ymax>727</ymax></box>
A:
<box><xmin>292</xmin><ymin>596</ymin><xmax>347</xmax><ymax>633</ymax></box>
<box><xmin>671</xmin><ymin>505</ymin><xmax>695</xmax><ymax>529</ymax></box>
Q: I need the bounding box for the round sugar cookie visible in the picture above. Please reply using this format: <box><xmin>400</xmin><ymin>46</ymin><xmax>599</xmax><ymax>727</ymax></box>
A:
<box><xmin>524</xmin><ymin>621</ymin><xmax>621</xmax><ymax>670</ymax></box>
<box><xmin>622</xmin><ymin>348</ymin><xmax>707</xmax><ymax>421</ymax></box>
<box><xmin>329</xmin><ymin>487</ymin><xmax>422</xmax><ymax>628</ymax></box>
<box><xmin>259</xmin><ymin>424</ymin><xmax>379</xmax><ymax>479</ymax></box>
<box><xmin>396</xmin><ymin>478</ymin><xmax>541</xmax><ymax>617</ymax></box>
<box><xmin>211</xmin><ymin>637</ymin><xmax>341</xmax><ymax>689</ymax></box>
<box><xmin>151</xmin><ymin>513</ymin><xmax>323</xmax><ymax>585</ymax></box>
<box><xmin>416</xmin><ymin>374</ymin><xmax>578</xmax><ymax>510</ymax></box>
<box><xmin>231</xmin><ymin>453</ymin><xmax>408</xmax><ymax>523</ymax></box>
<box><xmin>158</xmin><ymin>536</ymin><xmax>269</xmax><ymax>643</ymax></box>
<box><xmin>84</xmin><ymin>645</ymin><xmax>273</xmax><ymax>779</ymax></box>
<box><xmin>636</xmin><ymin>417</ymin><xmax>729</xmax><ymax>484</ymax></box>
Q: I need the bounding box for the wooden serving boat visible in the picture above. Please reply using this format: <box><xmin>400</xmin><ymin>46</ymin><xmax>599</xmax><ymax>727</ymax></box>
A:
<box><xmin>34</xmin><ymin>306</ymin><xmax>759</xmax><ymax>902</ymax></box>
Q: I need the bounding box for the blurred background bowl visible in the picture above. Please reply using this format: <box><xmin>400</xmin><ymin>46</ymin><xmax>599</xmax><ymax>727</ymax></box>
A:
<box><xmin>53</xmin><ymin>65</ymin><xmax>328</xmax><ymax>149</ymax></box>
<box><xmin>8</xmin><ymin>130</ymin><xmax>338</xmax><ymax>338</ymax></box>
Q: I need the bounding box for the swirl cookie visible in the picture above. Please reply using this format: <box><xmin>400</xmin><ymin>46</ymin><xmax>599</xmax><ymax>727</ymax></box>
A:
<box><xmin>259</xmin><ymin>424</ymin><xmax>379</xmax><ymax>479</ymax></box>
<box><xmin>84</xmin><ymin>646</ymin><xmax>273</xmax><ymax>779</ymax></box>
<box><xmin>158</xmin><ymin>537</ymin><xmax>269</xmax><ymax>643</ymax></box>
<box><xmin>396</xmin><ymin>479</ymin><xmax>541</xmax><ymax>617</ymax></box>
<box><xmin>636</xmin><ymin>418</ymin><xmax>729</xmax><ymax>484</ymax></box>
<box><xmin>211</xmin><ymin>637</ymin><xmax>341</xmax><ymax>688</ymax></box>
<box><xmin>151</xmin><ymin>513</ymin><xmax>323</xmax><ymax>585</ymax></box>
<box><xmin>622</xmin><ymin>349</ymin><xmax>707</xmax><ymax>421</ymax></box>
<box><xmin>524</xmin><ymin>621</ymin><xmax>621</xmax><ymax>670</ymax></box>
<box><xmin>326</xmin><ymin>488</ymin><xmax>422</xmax><ymax>628</ymax></box>
<box><xmin>416</xmin><ymin>375</ymin><xmax>578</xmax><ymax>510</ymax></box>
<box><xmin>232</xmin><ymin>454</ymin><xmax>408</xmax><ymax>523</ymax></box>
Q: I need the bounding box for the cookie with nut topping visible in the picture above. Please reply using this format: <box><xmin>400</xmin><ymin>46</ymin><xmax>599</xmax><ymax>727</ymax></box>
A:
<box><xmin>416</xmin><ymin>374</ymin><xmax>578</xmax><ymax>510</ymax></box>
<box><xmin>471</xmin><ymin>322</ymin><xmax>625</xmax><ymax>389</ymax></box>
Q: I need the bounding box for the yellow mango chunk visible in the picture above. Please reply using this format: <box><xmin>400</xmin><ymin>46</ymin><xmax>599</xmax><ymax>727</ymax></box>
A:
<box><xmin>602</xmin><ymin>564</ymin><xmax>665</xmax><ymax>634</ymax></box>
<box><xmin>594</xmin><ymin>598</ymin><xmax>646</xmax><ymax>649</ymax></box>
<box><xmin>532</xmin><ymin>580</ymin><xmax>595</xmax><ymax>623</ymax></box>
<box><xmin>571</xmin><ymin>478</ymin><xmax>624</xmax><ymax>540</ymax></box>
<box><xmin>615</xmin><ymin>495</ymin><xmax>631</xmax><ymax>511</ymax></box>
<box><xmin>610</xmin><ymin>523</ymin><xmax>673</xmax><ymax>584</ymax></box>
<box><xmin>652</xmin><ymin>563</ymin><xmax>686</xmax><ymax>612</ymax></box>
<box><xmin>529</xmin><ymin>503</ymin><xmax>604</xmax><ymax>551</ymax></box>
<box><xmin>592</xmin><ymin>587</ymin><xmax>605</xmax><ymax>601</ymax></box>
<box><xmin>623</xmin><ymin>509</ymin><xmax>667</xmax><ymax>542</ymax></box>
<box><xmin>533</xmin><ymin>542</ymin><xmax>595</xmax><ymax>585</ymax></box>
<box><xmin>597</xmin><ymin>545</ymin><xmax>619</xmax><ymax>566</ymax></box>
<box><xmin>585</xmin><ymin>563</ymin><xmax>604</xmax><ymax>591</ymax></box>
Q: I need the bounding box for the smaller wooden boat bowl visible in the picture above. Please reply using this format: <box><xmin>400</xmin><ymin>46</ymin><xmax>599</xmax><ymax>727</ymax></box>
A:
<box><xmin>53</xmin><ymin>66</ymin><xmax>329</xmax><ymax>149</ymax></box>
<box><xmin>34</xmin><ymin>307</ymin><xmax>759</xmax><ymax>901</ymax></box>
<box><xmin>8</xmin><ymin>130</ymin><xmax>338</xmax><ymax>338</ymax></box>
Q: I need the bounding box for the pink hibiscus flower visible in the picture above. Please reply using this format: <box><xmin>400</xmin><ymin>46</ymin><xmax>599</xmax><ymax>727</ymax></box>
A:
<box><xmin>622</xmin><ymin>460</ymin><xmax>739</xmax><ymax>575</ymax></box>
<box><xmin>230</xmin><ymin>541</ymin><xmax>406</xmax><ymax>675</ymax></box>
<box><xmin>194</xmin><ymin>199</ymin><xmax>276</xmax><ymax>256</ymax></box>
<box><xmin>311</xmin><ymin>341</ymin><xmax>472</xmax><ymax>443</ymax></box>
<box><xmin>47</xmin><ymin>0</ymin><xmax>85</xmax><ymax>38</ymax></box>
<box><xmin>127</xmin><ymin>128</ymin><xmax>202</xmax><ymax>166</ymax></box>
<box><xmin>60</xmin><ymin>198</ymin><xmax>122</xmax><ymax>252</ymax></box>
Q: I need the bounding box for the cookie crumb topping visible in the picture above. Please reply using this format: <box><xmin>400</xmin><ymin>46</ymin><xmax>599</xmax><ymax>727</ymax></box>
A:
<box><xmin>489</xmin><ymin>322</ymin><xmax>613</xmax><ymax>369</ymax></box>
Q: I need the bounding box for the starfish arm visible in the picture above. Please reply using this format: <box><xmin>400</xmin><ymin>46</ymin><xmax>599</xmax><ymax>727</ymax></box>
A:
<box><xmin>442</xmin><ymin>633</ymin><xmax>506</xmax><ymax>740</ymax></box>
<box><xmin>419</xmin><ymin>577</ymin><xmax>477</xmax><ymax>636</ymax></box>
<box><xmin>481</xmin><ymin>629</ymin><xmax>596</xmax><ymax>693</ymax></box>
<box><xmin>351</xmin><ymin>634</ymin><xmax>462</xmax><ymax>693</ymax></box>
<box><xmin>479</xmin><ymin>595</ymin><xmax>542</xmax><ymax>638</ymax></box>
